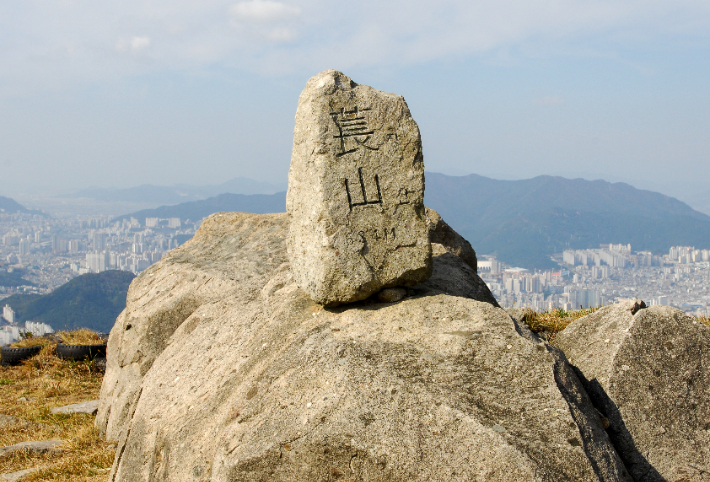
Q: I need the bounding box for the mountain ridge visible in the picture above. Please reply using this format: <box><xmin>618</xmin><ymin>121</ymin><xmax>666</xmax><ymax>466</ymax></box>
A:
<box><xmin>114</xmin><ymin>173</ymin><xmax>710</xmax><ymax>270</ymax></box>
<box><xmin>112</xmin><ymin>192</ymin><xmax>287</xmax><ymax>223</ymax></box>
<box><xmin>72</xmin><ymin>177</ymin><xmax>287</xmax><ymax>206</ymax></box>
<box><xmin>0</xmin><ymin>195</ymin><xmax>40</xmax><ymax>215</ymax></box>
<box><xmin>424</xmin><ymin>173</ymin><xmax>710</xmax><ymax>268</ymax></box>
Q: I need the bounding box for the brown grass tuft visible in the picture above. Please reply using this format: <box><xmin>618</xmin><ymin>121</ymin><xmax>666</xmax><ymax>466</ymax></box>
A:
<box><xmin>520</xmin><ymin>307</ymin><xmax>601</xmax><ymax>342</ymax></box>
<box><xmin>56</xmin><ymin>329</ymin><xmax>105</xmax><ymax>346</ymax></box>
<box><xmin>523</xmin><ymin>307</ymin><xmax>710</xmax><ymax>341</ymax></box>
<box><xmin>10</xmin><ymin>336</ymin><xmax>55</xmax><ymax>349</ymax></box>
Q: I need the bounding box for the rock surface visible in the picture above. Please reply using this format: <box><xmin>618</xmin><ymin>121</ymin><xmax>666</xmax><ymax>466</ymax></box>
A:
<box><xmin>425</xmin><ymin>207</ymin><xmax>477</xmax><ymax>272</ymax></box>
<box><xmin>0</xmin><ymin>414</ymin><xmax>24</xmax><ymax>427</ymax></box>
<box><xmin>0</xmin><ymin>440</ymin><xmax>63</xmax><ymax>459</ymax></box>
<box><xmin>0</xmin><ymin>466</ymin><xmax>47</xmax><ymax>482</ymax></box>
<box><xmin>51</xmin><ymin>400</ymin><xmax>99</xmax><ymax>415</ymax></box>
<box><xmin>287</xmin><ymin>70</ymin><xmax>432</xmax><ymax>306</ymax></box>
<box><xmin>98</xmin><ymin>211</ymin><xmax>631</xmax><ymax>481</ymax></box>
<box><xmin>554</xmin><ymin>302</ymin><xmax>710</xmax><ymax>481</ymax></box>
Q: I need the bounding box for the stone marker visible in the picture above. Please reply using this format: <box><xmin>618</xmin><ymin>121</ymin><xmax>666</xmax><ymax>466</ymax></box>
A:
<box><xmin>51</xmin><ymin>400</ymin><xmax>99</xmax><ymax>415</ymax></box>
<box><xmin>287</xmin><ymin>70</ymin><xmax>432</xmax><ymax>306</ymax></box>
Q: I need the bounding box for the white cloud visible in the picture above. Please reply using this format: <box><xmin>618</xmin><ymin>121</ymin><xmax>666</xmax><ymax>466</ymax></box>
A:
<box><xmin>131</xmin><ymin>36</ymin><xmax>151</xmax><ymax>51</ymax></box>
<box><xmin>229</xmin><ymin>1</ymin><xmax>301</xmax><ymax>23</ymax></box>
<box><xmin>1</xmin><ymin>0</ymin><xmax>709</xmax><ymax>94</ymax></box>
<box><xmin>116</xmin><ymin>36</ymin><xmax>151</xmax><ymax>53</ymax></box>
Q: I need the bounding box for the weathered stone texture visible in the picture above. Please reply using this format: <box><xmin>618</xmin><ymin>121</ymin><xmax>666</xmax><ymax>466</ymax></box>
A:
<box><xmin>98</xmin><ymin>212</ymin><xmax>632</xmax><ymax>482</ymax></box>
<box><xmin>287</xmin><ymin>70</ymin><xmax>432</xmax><ymax>306</ymax></box>
<box><xmin>554</xmin><ymin>302</ymin><xmax>710</xmax><ymax>481</ymax></box>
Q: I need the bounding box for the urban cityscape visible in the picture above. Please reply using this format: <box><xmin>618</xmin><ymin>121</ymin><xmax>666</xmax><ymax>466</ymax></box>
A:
<box><xmin>0</xmin><ymin>211</ymin><xmax>198</xmax><ymax>296</ymax></box>
<box><xmin>480</xmin><ymin>244</ymin><xmax>710</xmax><ymax>317</ymax></box>
<box><xmin>0</xmin><ymin>210</ymin><xmax>199</xmax><ymax>343</ymax></box>
<box><xmin>2</xmin><ymin>209</ymin><xmax>710</xmax><ymax>344</ymax></box>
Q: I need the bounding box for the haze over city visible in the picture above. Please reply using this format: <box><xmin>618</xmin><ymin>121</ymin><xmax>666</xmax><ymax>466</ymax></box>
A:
<box><xmin>0</xmin><ymin>0</ymin><xmax>708</xmax><ymax>206</ymax></box>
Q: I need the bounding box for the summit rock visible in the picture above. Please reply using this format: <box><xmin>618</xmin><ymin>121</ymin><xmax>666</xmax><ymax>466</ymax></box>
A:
<box><xmin>97</xmin><ymin>211</ymin><xmax>632</xmax><ymax>482</ymax></box>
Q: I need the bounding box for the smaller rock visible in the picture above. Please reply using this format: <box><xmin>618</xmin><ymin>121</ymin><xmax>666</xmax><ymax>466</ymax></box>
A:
<box><xmin>0</xmin><ymin>466</ymin><xmax>47</xmax><ymax>482</ymax></box>
<box><xmin>94</xmin><ymin>356</ymin><xmax>107</xmax><ymax>373</ymax></box>
<box><xmin>51</xmin><ymin>400</ymin><xmax>99</xmax><ymax>415</ymax></box>
<box><xmin>16</xmin><ymin>397</ymin><xmax>27</xmax><ymax>403</ymax></box>
<box><xmin>630</xmin><ymin>300</ymin><xmax>646</xmax><ymax>315</ymax></box>
<box><xmin>377</xmin><ymin>288</ymin><xmax>407</xmax><ymax>303</ymax></box>
<box><xmin>0</xmin><ymin>414</ymin><xmax>47</xmax><ymax>430</ymax></box>
<box><xmin>0</xmin><ymin>440</ymin><xmax>63</xmax><ymax>459</ymax></box>
<box><xmin>0</xmin><ymin>414</ymin><xmax>23</xmax><ymax>427</ymax></box>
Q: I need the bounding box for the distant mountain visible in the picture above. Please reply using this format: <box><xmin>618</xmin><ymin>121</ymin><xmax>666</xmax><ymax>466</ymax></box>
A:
<box><xmin>2</xmin><ymin>271</ymin><xmax>135</xmax><ymax>333</ymax></box>
<box><xmin>424</xmin><ymin>173</ymin><xmax>710</xmax><ymax>269</ymax></box>
<box><xmin>115</xmin><ymin>192</ymin><xmax>287</xmax><ymax>224</ymax></box>
<box><xmin>72</xmin><ymin>177</ymin><xmax>287</xmax><ymax>206</ymax></box>
<box><xmin>112</xmin><ymin>173</ymin><xmax>710</xmax><ymax>271</ymax></box>
<box><xmin>0</xmin><ymin>195</ymin><xmax>35</xmax><ymax>215</ymax></box>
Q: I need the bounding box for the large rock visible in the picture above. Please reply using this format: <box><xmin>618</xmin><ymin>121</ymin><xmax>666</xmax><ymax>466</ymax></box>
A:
<box><xmin>98</xmin><ymin>211</ymin><xmax>632</xmax><ymax>481</ymax></box>
<box><xmin>287</xmin><ymin>70</ymin><xmax>432</xmax><ymax>307</ymax></box>
<box><xmin>554</xmin><ymin>302</ymin><xmax>710</xmax><ymax>481</ymax></box>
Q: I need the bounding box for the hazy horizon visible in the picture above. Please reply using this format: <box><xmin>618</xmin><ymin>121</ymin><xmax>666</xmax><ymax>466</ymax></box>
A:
<box><xmin>5</xmin><ymin>170</ymin><xmax>710</xmax><ymax>220</ymax></box>
<box><xmin>1</xmin><ymin>1</ymin><xmax>709</xmax><ymax>200</ymax></box>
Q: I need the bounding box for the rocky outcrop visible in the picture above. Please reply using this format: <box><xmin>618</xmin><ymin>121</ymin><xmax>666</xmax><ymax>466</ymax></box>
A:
<box><xmin>97</xmin><ymin>211</ymin><xmax>633</xmax><ymax>481</ymax></box>
<box><xmin>554</xmin><ymin>302</ymin><xmax>710</xmax><ymax>481</ymax></box>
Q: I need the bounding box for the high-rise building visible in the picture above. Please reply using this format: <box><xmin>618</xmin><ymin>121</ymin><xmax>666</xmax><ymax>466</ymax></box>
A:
<box><xmin>24</xmin><ymin>320</ymin><xmax>54</xmax><ymax>337</ymax></box>
<box><xmin>569</xmin><ymin>289</ymin><xmax>601</xmax><ymax>309</ymax></box>
<box><xmin>2</xmin><ymin>304</ymin><xmax>15</xmax><ymax>323</ymax></box>
<box><xmin>52</xmin><ymin>235</ymin><xmax>67</xmax><ymax>253</ymax></box>
<box><xmin>91</xmin><ymin>232</ymin><xmax>107</xmax><ymax>250</ymax></box>
<box><xmin>18</xmin><ymin>238</ymin><xmax>31</xmax><ymax>256</ymax></box>
<box><xmin>86</xmin><ymin>251</ymin><xmax>109</xmax><ymax>273</ymax></box>
<box><xmin>168</xmin><ymin>218</ymin><xmax>181</xmax><ymax>228</ymax></box>
<box><xmin>2</xmin><ymin>234</ymin><xmax>19</xmax><ymax>246</ymax></box>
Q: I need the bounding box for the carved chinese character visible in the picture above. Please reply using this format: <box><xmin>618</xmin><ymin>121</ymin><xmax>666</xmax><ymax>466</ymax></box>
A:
<box><xmin>330</xmin><ymin>106</ymin><xmax>379</xmax><ymax>157</ymax></box>
<box><xmin>345</xmin><ymin>167</ymin><xmax>382</xmax><ymax>210</ymax></box>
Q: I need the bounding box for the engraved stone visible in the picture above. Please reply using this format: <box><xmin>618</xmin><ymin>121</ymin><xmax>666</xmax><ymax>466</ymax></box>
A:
<box><xmin>287</xmin><ymin>70</ymin><xmax>432</xmax><ymax>306</ymax></box>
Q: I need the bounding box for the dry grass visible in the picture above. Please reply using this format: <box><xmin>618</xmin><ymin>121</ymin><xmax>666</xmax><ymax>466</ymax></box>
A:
<box><xmin>56</xmin><ymin>329</ymin><xmax>105</xmax><ymax>346</ymax></box>
<box><xmin>0</xmin><ymin>340</ymin><xmax>113</xmax><ymax>481</ymax></box>
<box><xmin>9</xmin><ymin>336</ymin><xmax>55</xmax><ymax>349</ymax></box>
<box><xmin>520</xmin><ymin>306</ymin><xmax>600</xmax><ymax>342</ymax></box>
<box><xmin>522</xmin><ymin>307</ymin><xmax>710</xmax><ymax>341</ymax></box>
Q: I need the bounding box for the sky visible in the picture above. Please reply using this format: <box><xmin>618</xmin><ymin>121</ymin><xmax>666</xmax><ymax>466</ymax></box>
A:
<box><xmin>0</xmin><ymin>1</ymin><xmax>709</xmax><ymax>202</ymax></box>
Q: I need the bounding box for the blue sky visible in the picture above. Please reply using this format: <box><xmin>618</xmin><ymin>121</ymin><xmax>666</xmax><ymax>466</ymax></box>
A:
<box><xmin>0</xmin><ymin>0</ymin><xmax>709</xmax><ymax>201</ymax></box>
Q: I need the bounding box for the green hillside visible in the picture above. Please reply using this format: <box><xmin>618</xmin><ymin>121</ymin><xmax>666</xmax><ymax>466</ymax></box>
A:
<box><xmin>0</xmin><ymin>269</ymin><xmax>34</xmax><ymax>287</ymax></box>
<box><xmin>424</xmin><ymin>173</ymin><xmax>710</xmax><ymax>269</ymax></box>
<box><xmin>2</xmin><ymin>271</ymin><xmax>135</xmax><ymax>333</ymax></box>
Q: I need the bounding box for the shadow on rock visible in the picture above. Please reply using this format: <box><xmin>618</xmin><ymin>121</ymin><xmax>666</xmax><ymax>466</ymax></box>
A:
<box><xmin>572</xmin><ymin>367</ymin><xmax>666</xmax><ymax>482</ymax></box>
